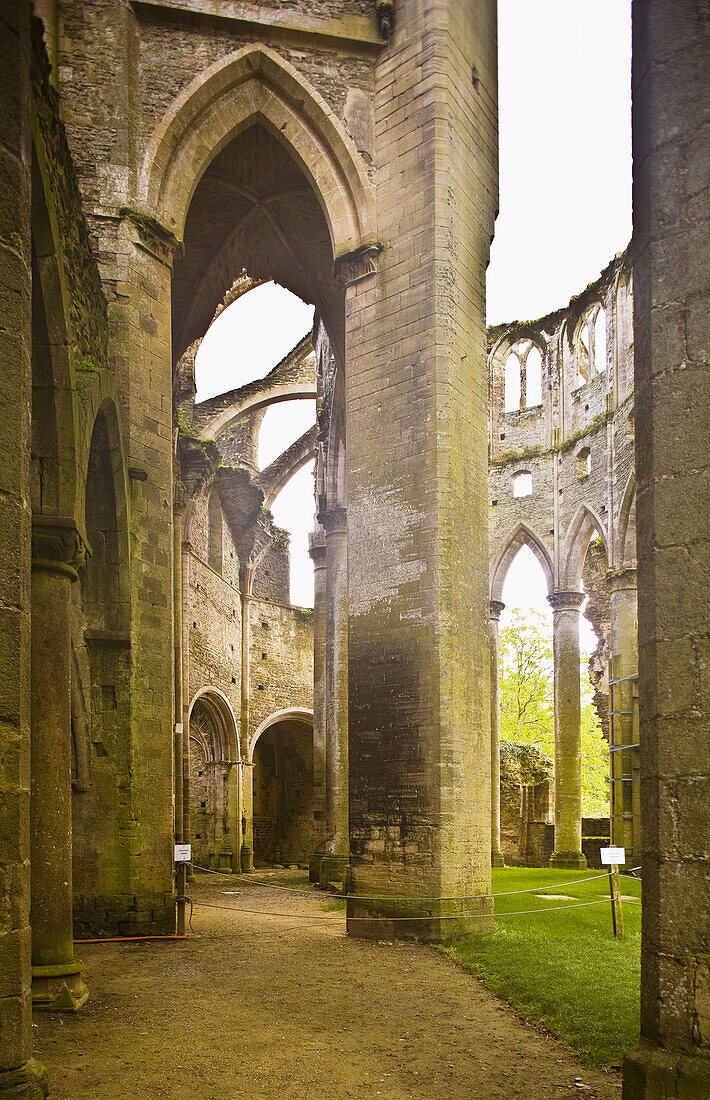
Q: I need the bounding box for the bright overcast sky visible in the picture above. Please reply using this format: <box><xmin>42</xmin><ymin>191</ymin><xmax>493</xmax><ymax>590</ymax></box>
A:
<box><xmin>195</xmin><ymin>0</ymin><xmax>632</xmax><ymax>633</ymax></box>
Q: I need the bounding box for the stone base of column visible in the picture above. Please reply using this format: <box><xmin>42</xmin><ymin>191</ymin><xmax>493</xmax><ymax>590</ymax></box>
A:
<box><xmin>623</xmin><ymin>1040</ymin><xmax>710</xmax><ymax>1098</ymax></box>
<box><xmin>549</xmin><ymin>850</ymin><xmax>587</xmax><ymax>870</ymax></box>
<box><xmin>346</xmin><ymin>895</ymin><xmax>494</xmax><ymax>943</ymax></box>
<box><xmin>31</xmin><ymin>960</ymin><xmax>88</xmax><ymax>1012</ymax></box>
<box><xmin>73</xmin><ymin>891</ymin><xmax>175</xmax><ymax>938</ymax></box>
<box><xmin>319</xmin><ymin>855</ymin><xmax>349</xmax><ymax>893</ymax></box>
<box><xmin>309</xmin><ymin>851</ymin><xmax>325</xmax><ymax>883</ymax></box>
<box><xmin>0</xmin><ymin>1060</ymin><xmax>48</xmax><ymax>1099</ymax></box>
<box><xmin>240</xmin><ymin>844</ymin><xmax>253</xmax><ymax>873</ymax></box>
<box><xmin>491</xmin><ymin>849</ymin><xmax>505</xmax><ymax>868</ymax></box>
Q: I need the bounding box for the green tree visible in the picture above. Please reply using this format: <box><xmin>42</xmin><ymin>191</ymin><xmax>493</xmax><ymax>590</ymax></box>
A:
<box><xmin>498</xmin><ymin>609</ymin><xmax>609</xmax><ymax>815</ymax></box>
<box><xmin>499</xmin><ymin>610</ymin><xmax>554</xmax><ymax>755</ymax></box>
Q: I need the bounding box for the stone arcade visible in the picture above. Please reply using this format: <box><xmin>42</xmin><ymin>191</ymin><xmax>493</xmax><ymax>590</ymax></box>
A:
<box><xmin>0</xmin><ymin>2</ymin><xmax>708</xmax><ymax>1098</ymax></box>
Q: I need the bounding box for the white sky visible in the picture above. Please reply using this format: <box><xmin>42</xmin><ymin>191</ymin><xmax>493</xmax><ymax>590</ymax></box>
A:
<box><xmin>487</xmin><ymin>0</ymin><xmax>632</xmax><ymax>324</ymax></box>
<box><xmin>194</xmin><ymin>0</ymin><xmax>632</xmax><ymax>620</ymax></box>
<box><xmin>195</xmin><ymin>282</ymin><xmax>314</xmax><ymax>402</ymax></box>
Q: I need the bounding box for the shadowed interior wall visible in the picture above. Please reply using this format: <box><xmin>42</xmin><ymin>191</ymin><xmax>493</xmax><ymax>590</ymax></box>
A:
<box><xmin>253</xmin><ymin>720</ymin><xmax>314</xmax><ymax>866</ymax></box>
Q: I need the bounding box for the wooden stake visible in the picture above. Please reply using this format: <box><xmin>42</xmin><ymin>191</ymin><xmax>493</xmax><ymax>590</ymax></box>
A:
<box><xmin>609</xmin><ymin>864</ymin><xmax>624</xmax><ymax>937</ymax></box>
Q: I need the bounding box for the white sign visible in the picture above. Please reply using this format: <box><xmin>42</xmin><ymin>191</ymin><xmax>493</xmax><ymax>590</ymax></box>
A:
<box><xmin>174</xmin><ymin>843</ymin><xmax>192</xmax><ymax>862</ymax></box>
<box><xmin>600</xmin><ymin>846</ymin><xmax>626</xmax><ymax>865</ymax></box>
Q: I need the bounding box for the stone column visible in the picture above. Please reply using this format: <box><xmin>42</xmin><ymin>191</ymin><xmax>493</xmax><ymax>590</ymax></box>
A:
<box><xmin>308</xmin><ymin>528</ymin><xmax>327</xmax><ymax>882</ymax></box>
<box><xmin>240</xmin><ymin>763</ymin><xmax>254</xmax><ymax>873</ymax></box>
<box><xmin>345</xmin><ymin>0</ymin><xmax>497</xmax><ymax>940</ymax></box>
<box><xmin>490</xmin><ymin>601</ymin><xmax>506</xmax><ymax>867</ymax></box>
<box><xmin>0</xmin><ymin>3</ymin><xmax>48</xmax><ymax>1092</ymax></box>
<box><xmin>548</xmin><ymin>590</ymin><xmax>587</xmax><ymax>870</ymax></box>
<box><xmin>238</xmin><ymin>586</ymin><xmax>253</xmax><ymax>872</ymax></box>
<box><xmin>319</xmin><ymin>507</ymin><xmax>349</xmax><ymax>890</ymax></box>
<box><xmin>623</xmin><ymin>3</ymin><xmax>710</xmax><ymax>1095</ymax></box>
<box><xmin>607</xmin><ymin>569</ymin><xmax>639</xmax><ymax>858</ymax></box>
<box><xmin>226</xmin><ymin>762</ymin><xmax>242</xmax><ymax>873</ymax></box>
<box><xmin>30</xmin><ymin>517</ymin><xmax>88</xmax><ymax>1010</ymax></box>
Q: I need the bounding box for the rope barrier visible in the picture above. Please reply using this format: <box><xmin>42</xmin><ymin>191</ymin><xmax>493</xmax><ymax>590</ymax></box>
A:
<box><xmin>192</xmin><ymin>864</ymin><xmax>620</xmax><ymax>904</ymax></box>
<box><xmin>192</xmin><ymin>895</ymin><xmax>615</xmax><ymax>923</ymax></box>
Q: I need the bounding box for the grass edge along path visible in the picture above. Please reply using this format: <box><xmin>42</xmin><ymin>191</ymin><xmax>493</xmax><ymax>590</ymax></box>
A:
<box><xmin>442</xmin><ymin>867</ymin><xmax>641</xmax><ymax>1068</ymax></box>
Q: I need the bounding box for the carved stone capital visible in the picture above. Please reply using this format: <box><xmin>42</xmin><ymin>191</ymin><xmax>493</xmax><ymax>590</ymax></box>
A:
<box><xmin>489</xmin><ymin>599</ymin><xmax>506</xmax><ymax>622</ymax></box>
<box><xmin>606</xmin><ymin>567</ymin><xmax>637</xmax><ymax>594</ymax></box>
<box><xmin>318</xmin><ymin>507</ymin><xmax>347</xmax><ymax>537</ymax></box>
<box><xmin>547</xmin><ymin>589</ymin><xmax>586</xmax><ymax>614</ymax></box>
<box><xmin>173</xmin><ymin>480</ymin><xmax>186</xmax><ymax>514</ymax></box>
<box><xmin>334</xmin><ymin>244</ymin><xmax>383</xmax><ymax>287</ymax></box>
<box><xmin>376</xmin><ymin>0</ymin><xmax>395</xmax><ymax>38</ymax></box>
<box><xmin>119</xmin><ymin>206</ymin><xmax>179</xmax><ymax>266</ymax></box>
<box><xmin>31</xmin><ymin>516</ymin><xmax>88</xmax><ymax>581</ymax></box>
<box><xmin>308</xmin><ymin>528</ymin><xmax>327</xmax><ymax>567</ymax></box>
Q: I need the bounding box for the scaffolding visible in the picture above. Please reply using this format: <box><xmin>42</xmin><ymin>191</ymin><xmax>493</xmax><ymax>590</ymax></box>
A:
<box><xmin>608</xmin><ymin>660</ymin><xmax>641</xmax><ymax>863</ymax></box>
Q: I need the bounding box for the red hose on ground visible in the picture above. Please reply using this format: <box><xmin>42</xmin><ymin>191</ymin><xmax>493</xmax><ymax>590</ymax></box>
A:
<box><xmin>74</xmin><ymin>935</ymin><xmax>187</xmax><ymax>943</ymax></box>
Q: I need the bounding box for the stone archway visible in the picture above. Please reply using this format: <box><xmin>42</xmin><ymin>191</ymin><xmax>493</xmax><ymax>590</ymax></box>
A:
<box><xmin>188</xmin><ymin>691</ymin><xmax>240</xmax><ymax>872</ymax></box>
<box><xmin>251</xmin><ymin>713</ymin><xmax>314</xmax><ymax>868</ymax></box>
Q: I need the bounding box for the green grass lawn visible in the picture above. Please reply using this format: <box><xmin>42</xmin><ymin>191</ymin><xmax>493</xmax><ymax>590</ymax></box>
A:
<box><xmin>443</xmin><ymin>866</ymin><xmax>641</xmax><ymax>1067</ymax></box>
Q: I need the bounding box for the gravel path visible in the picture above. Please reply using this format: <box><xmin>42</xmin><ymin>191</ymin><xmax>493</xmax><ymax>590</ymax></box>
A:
<box><xmin>35</xmin><ymin>870</ymin><xmax>622</xmax><ymax>1099</ymax></box>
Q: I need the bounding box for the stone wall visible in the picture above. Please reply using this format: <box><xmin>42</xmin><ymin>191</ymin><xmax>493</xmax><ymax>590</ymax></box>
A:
<box><xmin>489</xmin><ymin>250</ymin><xmax>636</xmax><ymax>736</ymax></box>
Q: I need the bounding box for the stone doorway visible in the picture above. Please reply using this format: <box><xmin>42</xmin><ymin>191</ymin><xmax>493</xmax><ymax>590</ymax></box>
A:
<box><xmin>252</xmin><ymin>718</ymin><xmax>314</xmax><ymax>867</ymax></box>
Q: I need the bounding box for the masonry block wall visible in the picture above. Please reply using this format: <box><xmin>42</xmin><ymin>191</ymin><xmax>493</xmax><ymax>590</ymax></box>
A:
<box><xmin>488</xmin><ymin>253</ymin><xmax>637</xmax><ymax>743</ymax></box>
<box><xmin>489</xmin><ymin>251</ymin><xmax>636</xmax><ymax>602</ymax></box>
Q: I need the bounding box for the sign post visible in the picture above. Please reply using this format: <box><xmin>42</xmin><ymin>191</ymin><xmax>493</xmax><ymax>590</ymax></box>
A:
<box><xmin>600</xmin><ymin>846</ymin><xmax>625</xmax><ymax>937</ymax></box>
<box><xmin>174</xmin><ymin>843</ymin><xmax>191</xmax><ymax>935</ymax></box>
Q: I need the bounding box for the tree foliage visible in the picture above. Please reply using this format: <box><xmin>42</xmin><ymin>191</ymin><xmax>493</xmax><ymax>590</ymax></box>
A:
<box><xmin>498</xmin><ymin>609</ymin><xmax>609</xmax><ymax>815</ymax></box>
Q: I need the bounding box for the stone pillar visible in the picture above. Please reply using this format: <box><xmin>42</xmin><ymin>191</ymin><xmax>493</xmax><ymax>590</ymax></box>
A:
<box><xmin>623</xmin><ymin>3</ymin><xmax>710</xmax><ymax>1095</ymax></box>
<box><xmin>548</xmin><ymin>590</ymin><xmax>587</xmax><ymax>870</ymax></box>
<box><xmin>318</xmin><ymin>508</ymin><xmax>349</xmax><ymax>890</ymax></box>
<box><xmin>226</xmin><ymin>763</ymin><xmax>242</xmax><ymax>873</ymax></box>
<box><xmin>607</xmin><ymin>569</ymin><xmax>639</xmax><ymax>859</ymax></box>
<box><xmin>308</xmin><ymin>528</ymin><xmax>327</xmax><ymax>882</ymax></box>
<box><xmin>490</xmin><ymin>600</ymin><xmax>506</xmax><ymax>867</ymax></box>
<box><xmin>30</xmin><ymin>517</ymin><xmax>88</xmax><ymax>1010</ymax></box>
<box><xmin>239</xmin><ymin>587</ymin><xmax>253</xmax><ymax>872</ymax></box>
<box><xmin>0</xmin><ymin>3</ymin><xmax>48</xmax><ymax>1092</ymax></box>
<box><xmin>345</xmin><ymin>0</ymin><xmax>497</xmax><ymax>940</ymax></box>
<box><xmin>240</xmin><ymin>763</ymin><xmax>254</xmax><ymax>873</ymax></box>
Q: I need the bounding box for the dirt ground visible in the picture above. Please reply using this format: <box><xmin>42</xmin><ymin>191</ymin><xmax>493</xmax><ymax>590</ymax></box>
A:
<box><xmin>35</xmin><ymin>870</ymin><xmax>622</xmax><ymax>1099</ymax></box>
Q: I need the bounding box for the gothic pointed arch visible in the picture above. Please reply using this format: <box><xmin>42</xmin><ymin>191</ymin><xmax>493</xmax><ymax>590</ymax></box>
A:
<box><xmin>490</xmin><ymin>523</ymin><xmax>554</xmax><ymax>603</ymax></box>
<box><xmin>616</xmin><ymin>472</ymin><xmax>636</xmax><ymax>569</ymax></box>
<box><xmin>258</xmin><ymin>425</ymin><xmax>317</xmax><ymax>511</ymax></box>
<box><xmin>561</xmin><ymin>504</ymin><xmax>609</xmax><ymax>590</ymax></box>
<box><xmin>138</xmin><ymin>45</ymin><xmax>377</xmax><ymax>259</ymax></box>
<box><xmin>81</xmin><ymin>399</ymin><xmax>131</xmax><ymax>634</ymax></box>
<box><xmin>31</xmin><ymin>145</ymin><xmax>77</xmax><ymax>519</ymax></box>
<box><xmin>189</xmin><ymin>688</ymin><xmax>240</xmax><ymax>763</ymax></box>
<box><xmin>248</xmin><ymin>707</ymin><xmax>314</xmax><ymax>763</ymax></box>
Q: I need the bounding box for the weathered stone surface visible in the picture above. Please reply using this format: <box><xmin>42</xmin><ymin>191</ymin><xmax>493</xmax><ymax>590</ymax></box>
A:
<box><xmin>345</xmin><ymin>0</ymin><xmax>497</xmax><ymax>940</ymax></box>
<box><xmin>0</xmin><ymin>0</ymin><xmax>43</xmax><ymax>1087</ymax></box>
<box><xmin>623</xmin><ymin>2</ymin><xmax>710</xmax><ymax>1095</ymax></box>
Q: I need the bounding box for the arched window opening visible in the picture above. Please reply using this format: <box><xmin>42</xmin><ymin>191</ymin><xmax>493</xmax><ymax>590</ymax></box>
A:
<box><xmin>207</xmin><ymin>490</ymin><xmax>223</xmax><ymax>574</ymax></box>
<box><xmin>497</xmin><ymin>547</ymin><xmax>554</xmax><ymax>862</ymax></box>
<box><xmin>525</xmin><ymin>346</ymin><xmax>543</xmax><ymax>407</ymax></box>
<box><xmin>194</xmin><ymin>282</ymin><xmax>315</xmax><ymax>403</ymax></box>
<box><xmin>576</xmin><ymin>305</ymin><xmax>606</xmax><ymax>386</ymax></box>
<box><xmin>258</xmin><ymin>399</ymin><xmax>317</xmax><ymax>471</ymax></box>
<box><xmin>576</xmin><ymin>446</ymin><xmax>592</xmax><ymax>479</ymax></box>
<box><xmin>594</xmin><ymin>306</ymin><xmax>607</xmax><ymax>373</ymax></box>
<box><xmin>577</xmin><ymin>322</ymin><xmax>591</xmax><ymax>386</ymax></box>
<box><xmin>513</xmin><ymin>471</ymin><xmax>533</xmax><ymax>498</ymax></box>
<box><xmin>504</xmin><ymin>351</ymin><xmax>521</xmax><ymax>412</ymax></box>
<box><xmin>268</xmin><ymin>460</ymin><xmax>316</xmax><ymax>608</ymax></box>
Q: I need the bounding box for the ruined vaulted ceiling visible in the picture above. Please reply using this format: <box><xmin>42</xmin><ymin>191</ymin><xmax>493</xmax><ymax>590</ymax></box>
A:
<box><xmin>172</xmin><ymin>123</ymin><xmax>343</xmax><ymax>363</ymax></box>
